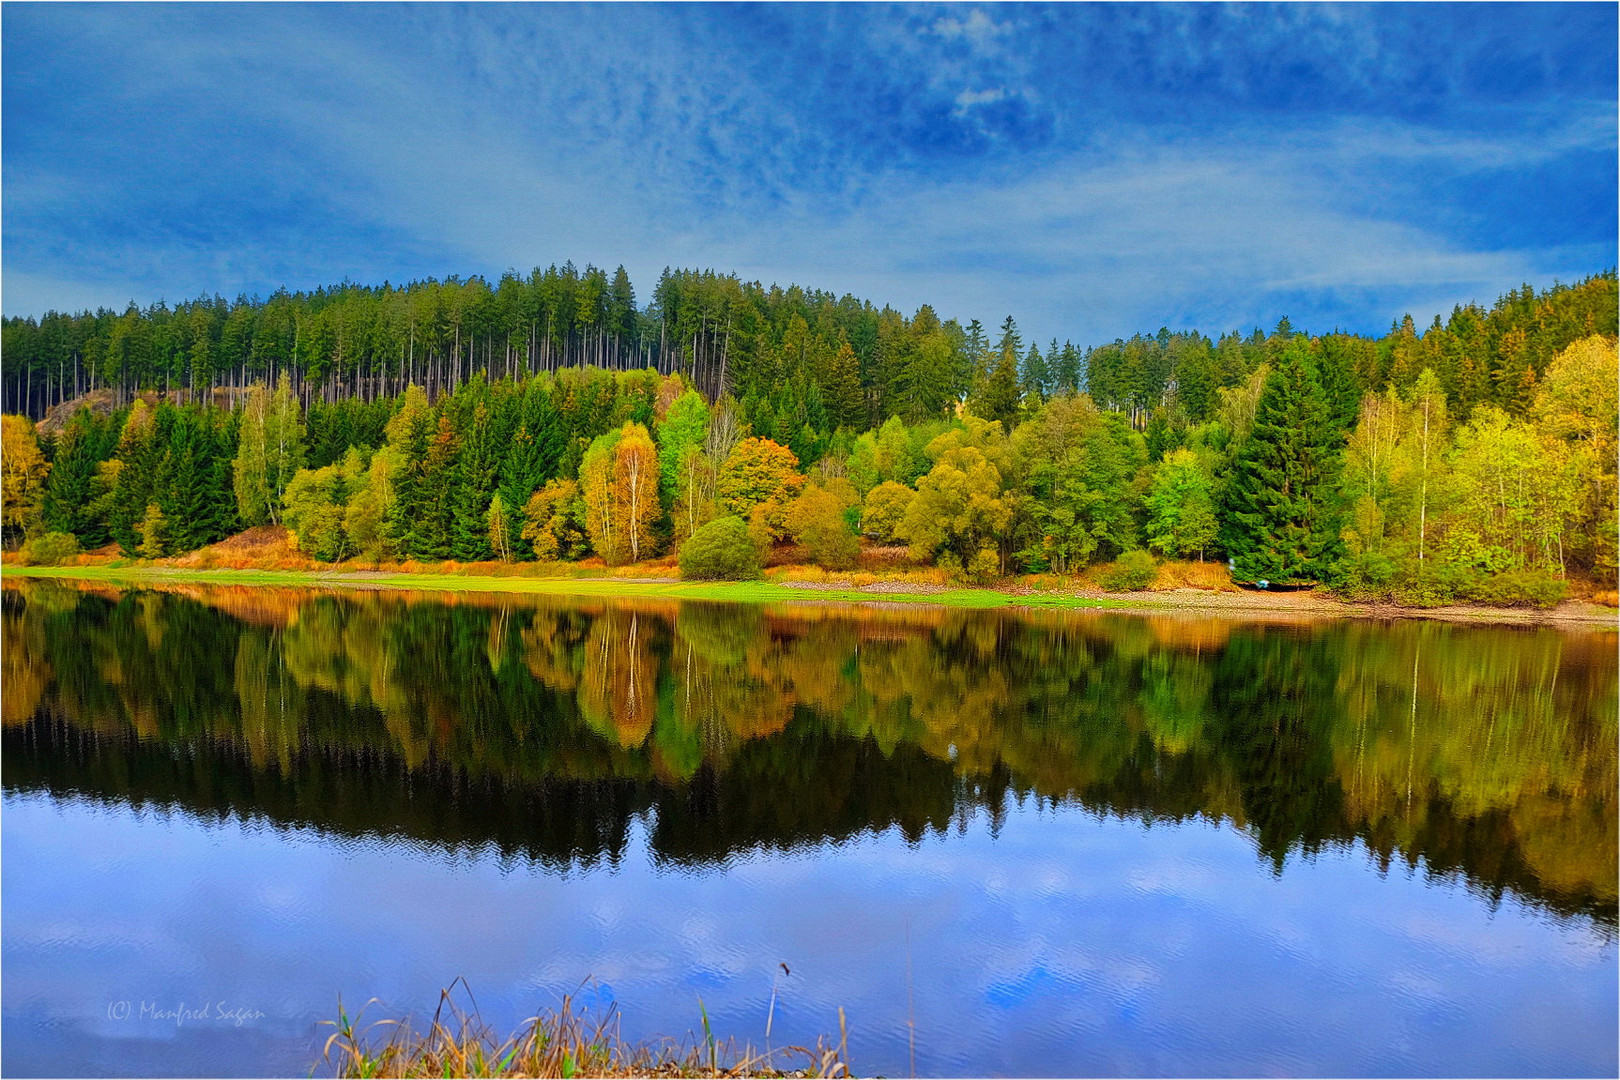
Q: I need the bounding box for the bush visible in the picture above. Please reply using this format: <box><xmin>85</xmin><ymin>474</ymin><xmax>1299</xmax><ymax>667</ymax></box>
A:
<box><xmin>1459</xmin><ymin>568</ymin><xmax>1568</xmax><ymax>609</ymax></box>
<box><xmin>18</xmin><ymin>532</ymin><xmax>80</xmax><ymax>566</ymax></box>
<box><xmin>793</xmin><ymin>485</ymin><xmax>859</xmax><ymax>571</ymax></box>
<box><xmin>1099</xmin><ymin>549</ymin><xmax>1158</xmax><ymax>592</ymax></box>
<box><xmin>679</xmin><ymin>516</ymin><xmax>762</xmax><ymax>580</ymax></box>
<box><xmin>861</xmin><ymin>481</ymin><xmax>915</xmax><ymax>543</ymax></box>
<box><xmin>1330</xmin><ymin>550</ymin><xmax>1398</xmax><ymax>601</ymax></box>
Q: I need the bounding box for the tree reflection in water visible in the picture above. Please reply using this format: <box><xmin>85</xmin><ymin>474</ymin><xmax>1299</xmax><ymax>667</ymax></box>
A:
<box><xmin>3</xmin><ymin>578</ymin><xmax>1613</xmax><ymax>929</ymax></box>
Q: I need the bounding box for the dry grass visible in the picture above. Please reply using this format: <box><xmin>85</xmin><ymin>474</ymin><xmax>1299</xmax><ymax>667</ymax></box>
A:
<box><xmin>854</xmin><ymin>545</ymin><xmax>915</xmax><ymax>572</ymax></box>
<box><xmin>319</xmin><ymin>982</ymin><xmax>851</xmax><ymax>1079</ymax></box>
<box><xmin>167</xmin><ymin>526</ymin><xmax>321</xmax><ymax>572</ymax></box>
<box><xmin>1150</xmin><ymin>559</ymin><xmax>1239</xmax><ymax>592</ymax></box>
<box><xmin>767</xmin><ymin>564</ymin><xmax>949</xmax><ymax>589</ymax></box>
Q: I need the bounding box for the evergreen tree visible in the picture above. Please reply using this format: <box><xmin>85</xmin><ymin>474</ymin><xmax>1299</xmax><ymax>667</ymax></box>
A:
<box><xmin>824</xmin><ymin>338</ymin><xmax>865</xmax><ymax>429</ymax></box>
<box><xmin>410</xmin><ymin>415</ymin><xmax>461</xmax><ymax>559</ymax></box>
<box><xmin>1315</xmin><ymin>339</ymin><xmax>1363</xmax><ymax>434</ymax></box>
<box><xmin>42</xmin><ymin>409</ymin><xmax>116</xmax><ymax>545</ymax></box>
<box><xmin>450</xmin><ymin>405</ymin><xmax>498</xmax><ymax>560</ymax></box>
<box><xmin>974</xmin><ymin>343</ymin><xmax>1024</xmax><ymax>433</ymax></box>
<box><xmin>1221</xmin><ymin>343</ymin><xmax>1343</xmax><ymax>582</ymax></box>
<box><xmin>155</xmin><ymin>412</ymin><xmax>216</xmax><ymax>552</ymax></box>
<box><xmin>497</xmin><ymin>425</ymin><xmax>545</xmax><ymax>559</ymax></box>
<box><xmin>384</xmin><ymin>386</ymin><xmax>435</xmax><ymax>557</ymax></box>
<box><xmin>1020</xmin><ymin>342</ymin><xmax>1051</xmax><ymax>402</ymax></box>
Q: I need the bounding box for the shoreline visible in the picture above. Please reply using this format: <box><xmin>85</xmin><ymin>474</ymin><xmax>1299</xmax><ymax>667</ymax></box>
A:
<box><xmin>4</xmin><ymin>563</ymin><xmax>1615</xmax><ymax>628</ymax></box>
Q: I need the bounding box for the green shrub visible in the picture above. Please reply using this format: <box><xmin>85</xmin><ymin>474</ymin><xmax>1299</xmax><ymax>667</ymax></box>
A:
<box><xmin>18</xmin><ymin>532</ymin><xmax>80</xmax><ymax>566</ymax></box>
<box><xmin>1099</xmin><ymin>549</ymin><xmax>1158</xmax><ymax>592</ymax></box>
<box><xmin>1330</xmin><ymin>551</ymin><xmax>1398</xmax><ymax>601</ymax></box>
<box><xmin>965</xmin><ymin>546</ymin><xmax>1000</xmax><ymax>585</ymax></box>
<box><xmin>1460</xmin><ymin>568</ymin><xmax>1568</xmax><ymax>609</ymax></box>
<box><xmin>1390</xmin><ymin>564</ymin><xmax>1465</xmax><ymax>607</ymax></box>
<box><xmin>679</xmin><ymin>516</ymin><xmax>762</xmax><ymax>580</ymax></box>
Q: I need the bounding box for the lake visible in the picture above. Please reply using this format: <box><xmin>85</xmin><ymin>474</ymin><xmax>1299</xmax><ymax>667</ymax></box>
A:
<box><xmin>2</xmin><ymin>578</ymin><xmax>1614</xmax><ymax>1077</ymax></box>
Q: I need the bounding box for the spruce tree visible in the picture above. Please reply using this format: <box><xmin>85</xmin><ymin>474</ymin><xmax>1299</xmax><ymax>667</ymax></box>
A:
<box><xmin>497</xmin><ymin>425</ymin><xmax>544</xmax><ymax>559</ymax></box>
<box><xmin>1315</xmin><ymin>340</ymin><xmax>1362</xmax><ymax>434</ymax></box>
<box><xmin>825</xmin><ymin>339</ymin><xmax>865</xmax><ymax>429</ymax></box>
<box><xmin>156</xmin><ymin>413</ymin><xmax>214</xmax><ymax>552</ymax></box>
<box><xmin>43</xmin><ymin>410</ymin><xmax>116</xmax><ymax>545</ymax></box>
<box><xmin>974</xmin><ymin>345</ymin><xmax>1023</xmax><ymax>433</ymax></box>
<box><xmin>450</xmin><ymin>405</ymin><xmax>497</xmax><ymax>560</ymax></box>
<box><xmin>385</xmin><ymin>389</ymin><xmax>435</xmax><ymax>558</ymax></box>
<box><xmin>412</xmin><ymin>415</ymin><xmax>461</xmax><ymax>560</ymax></box>
<box><xmin>1020</xmin><ymin>342</ymin><xmax>1051</xmax><ymax>402</ymax></box>
<box><xmin>1221</xmin><ymin>343</ymin><xmax>1343</xmax><ymax>582</ymax></box>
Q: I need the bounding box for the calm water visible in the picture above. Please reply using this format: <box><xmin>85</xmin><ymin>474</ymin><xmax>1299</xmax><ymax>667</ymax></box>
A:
<box><xmin>2</xmin><ymin>579</ymin><xmax>1615</xmax><ymax>1078</ymax></box>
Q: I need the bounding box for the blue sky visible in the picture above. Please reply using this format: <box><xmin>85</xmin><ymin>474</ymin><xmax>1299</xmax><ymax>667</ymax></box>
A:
<box><xmin>3</xmin><ymin>3</ymin><xmax>1615</xmax><ymax>344</ymax></box>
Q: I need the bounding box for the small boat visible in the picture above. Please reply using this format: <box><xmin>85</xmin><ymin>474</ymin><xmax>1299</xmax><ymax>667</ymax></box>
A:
<box><xmin>1235</xmin><ymin>579</ymin><xmax>1316</xmax><ymax>592</ymax></box>
<box><xmin>1226</xmin><ymin>559</ymin><xmax>1316</xmax><ymax>592</ymax></box>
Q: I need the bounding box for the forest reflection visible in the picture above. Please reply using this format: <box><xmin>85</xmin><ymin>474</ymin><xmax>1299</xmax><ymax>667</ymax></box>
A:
<box><xmin>4</xmin><ymin>578</ymin><xmax>1614</xmax><ymax>929</ymax></box>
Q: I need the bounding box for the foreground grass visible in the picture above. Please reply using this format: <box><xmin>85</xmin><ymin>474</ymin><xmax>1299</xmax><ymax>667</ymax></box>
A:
<box><xmin>320</xmin><ymin>984</ymin><xmax>851</xmax><ymax>1079</ymax></box>
<box><xmin>1</xmin><ymin>562</ymin><xmax>1131</xmax><ymax>611</ymax></box>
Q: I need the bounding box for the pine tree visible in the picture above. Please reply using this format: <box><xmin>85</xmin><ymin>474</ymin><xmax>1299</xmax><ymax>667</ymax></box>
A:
<box><xmin>1020</xmin><ymin>342</ymin><xmax>1051</xmax><ymax>402</ymax></box>
<box><xmin>824</xmin><ymin>338</ymin><xmax>865</xmax><ymax>429</ymax></box>
<box><xmin>973</xmin><ymin>318</ymin><xmax>1025</xmax><ymax>433</ymax></box>
<box><xmin>43</xmin><ymin>410</ymin><xmax>116</xmax><ymax>545</ymax></box>
<box><xmin>156</xmin><ymin>412</ymin><xmax>215</xmax><ymax>552</ymax></box>
<box><xmin>138</xmin><ymin>501</ymin><xmax>168</xmax><ymax>559</ymax></box>
<box><xmin>385</xmin><ymin>387</ymin><xmax>435</xmax><ymax>558</ymax></box>
<box><xmin>1221</xmin><ymin>343</ymin><xmax>1343</xmax><ymax>582</ymax></box>
<box><xmin>450</xmin><ymin>405</ymin><xmax>497</xmax><ymax>560</ymax></box>
<box><xmin>1314</xmin><ymin>340</ymin><xmax>1362</xmax><ymax>434</ymax></box>
<box><xmin>411</xmin><ymin>415</ymin><xmax>461</xmax><ymax>559</ymax></box>
<box><xmin>497</xmin><ymin>425</ymin><xmax>544</xmax><ymax>559</ymax></box>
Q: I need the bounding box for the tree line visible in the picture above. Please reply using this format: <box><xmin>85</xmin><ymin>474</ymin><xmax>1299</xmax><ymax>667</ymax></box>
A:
<box><xmin>2</xmin><ymin>269</ymin><xmax>1614</xmax><ymax>601</ymax></box>
<box><xmin>3</xmin><ymin>263</ymin><xmax>1612</xmax><ymax>431</ymax></box>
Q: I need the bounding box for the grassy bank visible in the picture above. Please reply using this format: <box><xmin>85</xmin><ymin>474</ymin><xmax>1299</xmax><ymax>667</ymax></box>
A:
<box><xmin>0</xmin><ymin>563</ymin><xmax>1131</xmax><ymax>611</ymax></box>
<box><xmin>5</xmin><ymin>561</ymin><xmax>1615</xmax><ymax>625</ymax></box>
<box><xmin>319</xmin><ymin>985</ymin><xmax>850</xmax><ymax>1079</ymax></box>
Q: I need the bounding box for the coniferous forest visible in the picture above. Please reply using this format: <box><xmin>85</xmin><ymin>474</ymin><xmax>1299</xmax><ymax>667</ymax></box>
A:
<box><xmin>1</xmin><ymin>263</ymin><xmax>1615</xmax><ymax>604</ymax></box>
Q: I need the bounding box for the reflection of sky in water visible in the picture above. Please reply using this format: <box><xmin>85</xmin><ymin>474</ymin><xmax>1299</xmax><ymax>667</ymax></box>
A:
<box><xmin>4</xmin><ymin>791</ymin><xmax>1614</xmax><ymax>1078</ymax></box>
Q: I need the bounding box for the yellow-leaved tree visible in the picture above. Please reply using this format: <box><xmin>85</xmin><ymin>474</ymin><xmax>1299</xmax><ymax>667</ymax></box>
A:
<box><xmin>613</xmin><ymin>422</ymin><xmax>660</xmax><ymax>564</ymax></box>
<box><xmin>0</xmin><ymin>416</ymin><xmax>50</xmax><ymax>549</ymax></box>
<box><xmin>1533</xmin><ymin>335</ymin><xmax>1618</xmax><ymax>582</ymax></box>
<box><xmin>581</xmin><ymin>423</ymin><xmax>661</xmax><ymax>565</ymax></box>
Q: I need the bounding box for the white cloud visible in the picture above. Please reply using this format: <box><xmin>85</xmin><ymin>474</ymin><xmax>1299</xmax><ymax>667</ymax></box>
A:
<box><xmin>4</xmin><ymin>5</ymin><xmax>1610</xmax><ymax>341</ymax></box>
<box><xmin>931</xmin><ymin>9</ymin><xmax>1011</xmax><ymax>51</ymax></box>
<box><xmin>953</xmin><ymin>87</ymin><xmax>1008</xmax><ymax>116</ymax></box>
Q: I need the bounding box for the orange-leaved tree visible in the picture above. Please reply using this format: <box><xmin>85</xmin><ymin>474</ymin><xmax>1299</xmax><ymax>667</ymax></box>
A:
<box><xmin>716</xmin><ymin>437</ymin><xmax>804</xmax><ymax>542</ymax></box>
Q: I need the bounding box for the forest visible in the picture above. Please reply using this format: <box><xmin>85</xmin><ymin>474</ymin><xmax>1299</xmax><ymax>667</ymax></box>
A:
<box><xmin>1</xmin><ymin>264</ymin><xmax>1615</xmax><ymax>602</ymax></box>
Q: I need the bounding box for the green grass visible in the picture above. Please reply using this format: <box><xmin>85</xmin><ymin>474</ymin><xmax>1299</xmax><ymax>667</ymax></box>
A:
<box><xmin>1</xmin><ymin>563</ymin><xmax>1133</xmax><ymax>611</ymax></box>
